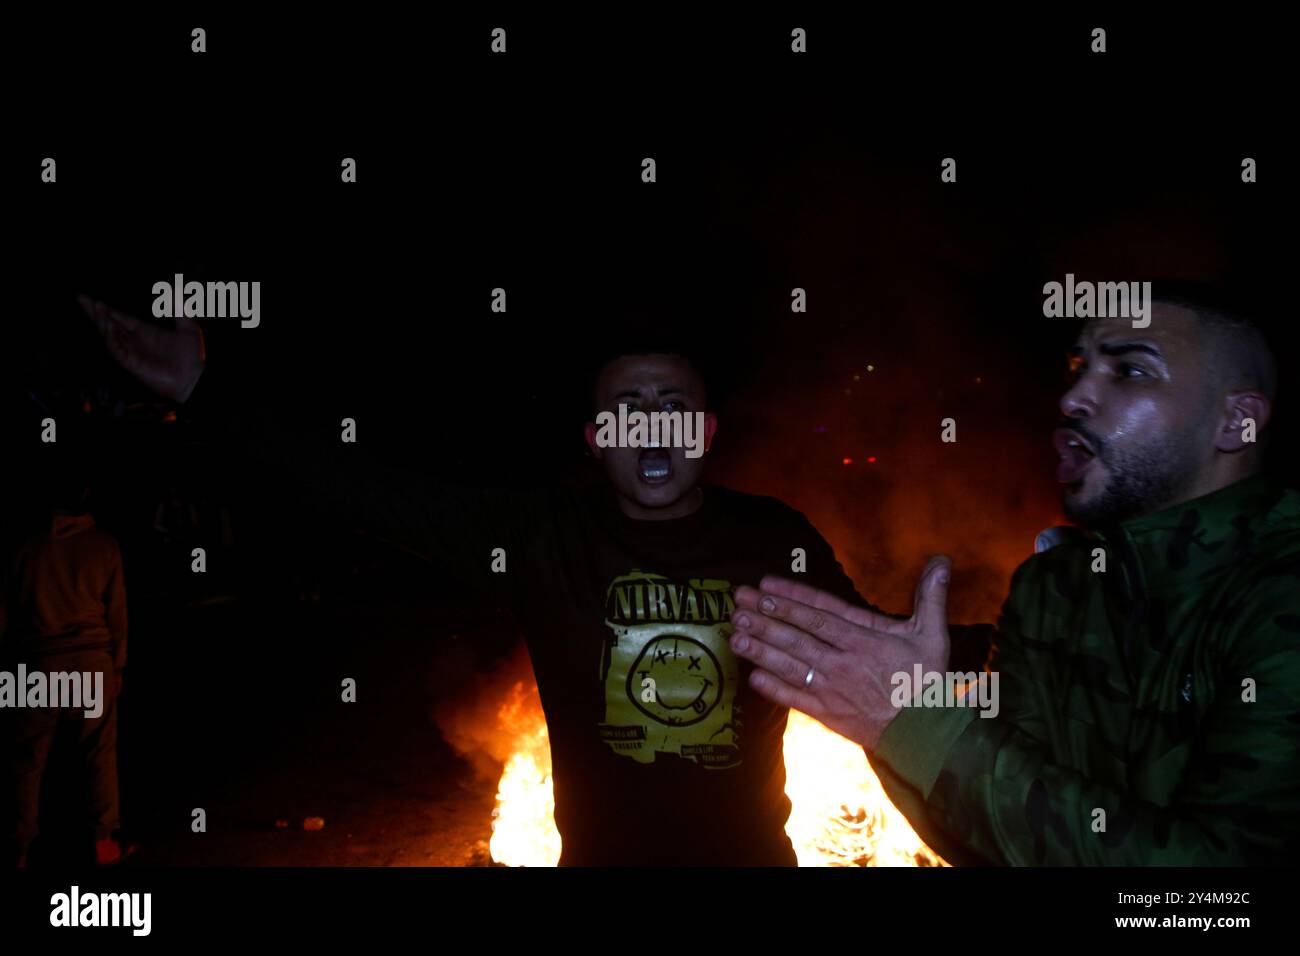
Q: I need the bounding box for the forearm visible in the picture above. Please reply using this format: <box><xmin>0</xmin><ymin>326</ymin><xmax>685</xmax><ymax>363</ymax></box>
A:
<box><xmin>185</xmin><ymin>362</ymin><xmax>530</xmax><ymax>586</ymax></box>
<box><xmin>874</xmin><ymin>706</ymin><xmax>1292</xmax><ymax>865</ymax></box>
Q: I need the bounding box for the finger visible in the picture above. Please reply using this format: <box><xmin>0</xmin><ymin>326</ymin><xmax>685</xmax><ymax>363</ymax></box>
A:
<box><xmin>90</xmin><ymin>300</ymin><xmax>139</xmax><ymax>366</ymax></box>
<box><xmin>753</xmin><ymin>576</ymin><xmax>862</xmax><ymax>617</ymax></box>
<box><xmin>910</xmin><ymin>555</ymin><xmax>952</xmax><ymax>636</ymax></box>
<box><xmin>76</xmin><ymin>294</ymin><xmax>106</xmax><ymax>329</ymax></box>
<box><xmin>737</xmin><ymin>590</ymin><xmax>871</xmax><ymax>652</ymax></box>
<box><xmin>732</xmin><ymin>604</ymin><xmax>842</xmax><ymax>663</ymax></box>
<box><xmin>746</xmin><ymin>667</ymin><xmax>826</xmax><ymax>716</ymax></box>
<box><xmin>730</xmin><ymin>629</ymin><xmax>827</xmax><ymax>688</ymax></box>
<box><xmin>106</xmin><ymin>307</ymin><xmax>144</xmax><ymax>335</ymax></box>
<box><xmin>77</xmin><ymin>295</ymin><xmax>111</xmax><ymax>334</ymax></box>
<box><xmin>173</xmin><ymin>313</ymin><xmax>207</xmax><ymax>364</ymax></box>
<box><xmin>757</xmin><ymin>575</ymin><xmax>910</xmax><ymax>636</ymax></box>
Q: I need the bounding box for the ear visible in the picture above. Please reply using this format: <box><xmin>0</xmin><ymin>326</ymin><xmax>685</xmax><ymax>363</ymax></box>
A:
<box><xmin>583</xmin><ymin>421</ymin><xmax>604</xmax><ymax>460</ymax></box>
<box><xmin>703</xmin><ymin>412</ymin><xmax>718</xmax><ymax>453</ymax></box>
<box><xmin>1215</xmin><ymin>389</ymin><xmax>1271</xmax><ymax>453</ymax></box>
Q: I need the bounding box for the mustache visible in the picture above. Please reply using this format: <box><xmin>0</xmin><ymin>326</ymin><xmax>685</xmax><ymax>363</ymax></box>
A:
<box><xmin>1056</xmin><ymin>419</ymin><xmax>1106</xmax><ymax>458</ymax></box>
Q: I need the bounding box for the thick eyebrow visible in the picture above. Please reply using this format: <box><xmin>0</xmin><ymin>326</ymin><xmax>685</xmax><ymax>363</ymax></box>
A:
<box><xmin>1067</xmin><ymin>342</ymin><xmax>1165</xmax><ymax>360</ymax></box>
<box><xmin>1099</xmin><ymin>341</ymin><xmax>1164</xmax><ymax>359</ymax></box>
<box><xmin>614</xmin><ymin>386</ymin><xmax>687</xmax><ymax>401</ymax></box>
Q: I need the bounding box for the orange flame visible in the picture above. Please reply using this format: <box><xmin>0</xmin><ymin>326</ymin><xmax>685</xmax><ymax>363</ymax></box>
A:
<box><xmin>781</xmin><ymin>710</ymin><xmax>944</xmax><ymax>866</ymax></box>
<box><xmin>487</xmin><ymin>682</ymin><xmax>945</xmax><ymax>867</ymax></box>
<box><xmin>487</xmin><ymin>681</ymin><xmax>561</xmax><ymax>867</ymax></box>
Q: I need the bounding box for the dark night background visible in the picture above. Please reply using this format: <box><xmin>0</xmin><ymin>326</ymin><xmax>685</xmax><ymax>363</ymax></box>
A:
<box><xmin>2</xmin><ymin>11</ymin><xmax>1293</xmax><ymax>866</ymax></box>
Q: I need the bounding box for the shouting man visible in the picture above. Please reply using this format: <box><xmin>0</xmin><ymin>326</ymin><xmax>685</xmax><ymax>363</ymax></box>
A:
<box><xmin>729</xmin><ymin>285</ymin><xmax>1300</xmax><ymax>865</ymax></box>
<box><xmin>79</xmin><ymin>298</ymin><xmax>870</xmax><ymax>865</ymax></box>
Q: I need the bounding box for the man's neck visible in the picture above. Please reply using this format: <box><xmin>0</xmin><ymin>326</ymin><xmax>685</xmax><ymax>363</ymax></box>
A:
<box><xmin>615</xmin><ymin>486</ymin><xmax>705</xmax><ymax>521</ymax></box>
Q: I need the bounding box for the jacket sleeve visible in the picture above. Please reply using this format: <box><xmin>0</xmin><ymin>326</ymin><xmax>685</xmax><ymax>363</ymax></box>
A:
<box><xmin>870</xmin><ymin>564</ymin><xmax>1300</xmax><ymax>865</ymax></box>
<box><xmin>184</xmin><ymin>364</ymin><xmax>536</xmax><ymax>601</ymax></box>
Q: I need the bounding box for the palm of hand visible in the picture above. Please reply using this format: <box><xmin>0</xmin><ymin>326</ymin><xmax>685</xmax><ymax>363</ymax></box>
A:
<box><xmin>79</xmin><ymin>296</ymin><xmax>205</xmax><ymax>402</ymax></box>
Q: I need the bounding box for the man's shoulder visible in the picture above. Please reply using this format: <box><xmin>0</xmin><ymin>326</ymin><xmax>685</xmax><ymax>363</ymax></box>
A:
<box><xmin>1254</xmin><ymin>485</ymin><xmax>1300</xmax><ymax>558</ymax></box>
<box><xmin>703</xmin><ymin>485</ymin><xmax>815</xmax><ymax>529</ymax></box>
<box><xmin>1214</xmin><ymin>484</ymin><xmax>1300</xmax><ymax>613</ymax></box>
<box><xmin>1219</xmin><ymin>492</ymin><xmax>1300</xmax><ymax>641</ymax></box>
<box><xmin>1012</xmin><ymin>527</ymin><xmax>1090</xmax><ymax>581</ymax></box>
<box><xmin>1001</xmin><ymin>529</ymin><xmax>1097</xmax><ymax>619</ymax></box>
<box><xmin>86</xmin><ymin>527</ymin><xmax>123</xmax><ymax>551</ymax></box>
<box><xmin>62</xmin><ymin>527</ymin><xmax>123</xmax><ymax>564</ymax></box>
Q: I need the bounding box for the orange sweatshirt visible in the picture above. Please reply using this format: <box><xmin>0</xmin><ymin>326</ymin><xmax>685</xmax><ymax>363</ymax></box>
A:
<box><xmin>1</xmin><ymin>513</ymin><xmax>127</xmax><ymax>667</ymax></box>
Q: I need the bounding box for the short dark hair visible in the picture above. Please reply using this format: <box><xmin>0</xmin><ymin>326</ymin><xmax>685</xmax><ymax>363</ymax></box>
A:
<box><xmin>1151</xmin><ymin>280</ymin><xmax>1278</xmax><ymax>399</ymax></box>
<box><xmin>587</xmin><ymin>346</ymin><xmax>709</xmax><ymax>418</ymax></box>
<box><xmin>582</xmin><ymin>301</ymin><xmax>717</xmax><ymax>417</ymax></box>
<box><xmin>1149</xmin><ymin>280</ymin><xmax>1290</xmax><ymax>477</ymax></box>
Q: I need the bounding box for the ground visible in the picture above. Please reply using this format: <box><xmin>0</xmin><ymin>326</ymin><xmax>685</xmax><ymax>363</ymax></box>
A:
<box><xmin>27</xmin><ymin>591</ymin><xmax>507</xmax><ymax>868</ymax></box>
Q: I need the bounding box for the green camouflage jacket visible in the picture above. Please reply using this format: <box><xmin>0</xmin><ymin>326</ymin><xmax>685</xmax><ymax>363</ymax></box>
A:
<box><xmin>872</xmin><ymin>474</ymin><xmax>1300</xmax><ymax>865</ymax></box>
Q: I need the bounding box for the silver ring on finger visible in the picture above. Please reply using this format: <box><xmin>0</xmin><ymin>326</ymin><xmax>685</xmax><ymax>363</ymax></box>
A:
<box><xmin>804</xmin><ymin>666</ymin><xmax>816</xmax><ymax>688</ymax></box>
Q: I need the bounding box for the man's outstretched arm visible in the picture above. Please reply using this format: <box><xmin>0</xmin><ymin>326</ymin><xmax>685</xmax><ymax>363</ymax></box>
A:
<box><xmin>871</xmin><ymin>568</ymin><xmax>1300</xmax><ymax>865</ymax></box>
<box><xmin>730</xmin><ymin>560</ymin><xmax>1300</xmax><ymax>865</ymax></box>
<box><xmin>80</xmin><ymin>296</ymin><xmax>536</xmax><ymax>592</ymax></box>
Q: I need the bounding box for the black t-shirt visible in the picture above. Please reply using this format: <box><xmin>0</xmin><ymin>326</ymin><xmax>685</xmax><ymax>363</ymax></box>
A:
<box><xmin>192</xmin><ymin>373</ymin><xmax>866</xmax><ymax>864</ymax></box>
<box><xmin>501</xmin><ymin>483</ymin><xmax>864</xmax><ymax>865</ymax></box>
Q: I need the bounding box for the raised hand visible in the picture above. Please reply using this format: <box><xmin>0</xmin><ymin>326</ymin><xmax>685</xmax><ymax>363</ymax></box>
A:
<box><xmin>78</xmin><ymin>295</ymin><xmax>206</xmax><ymax>402</ymax></box>
<box><xmin>729</xmin><ymin>556</ymin><xmax>952</xmax><ymax>750</ymax></box>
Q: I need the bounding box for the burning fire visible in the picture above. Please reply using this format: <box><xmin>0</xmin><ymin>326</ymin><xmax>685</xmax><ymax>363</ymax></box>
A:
<box><xmin>780</xmin><ymin>710</ymin><xmax>944</xmax><ymax>866</ymax></box>
<box><xmin>487</xmin><ymin>681</ymin><xmax>946</xmax><ymax>867</ymax></box>
<box><xmin>487</xmin><ymin>681</ymin><xmax>561</xmax><ymax>868</ymax></box>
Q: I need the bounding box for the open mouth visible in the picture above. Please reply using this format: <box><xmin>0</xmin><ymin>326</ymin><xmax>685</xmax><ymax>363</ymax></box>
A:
<box><xmin>638</xmin><ymin>448</ymin><xmax>673</xmax><ymax>485</ymax></box>
<box><xmin>1052</xmin><ymin>427</ymin><xmax>1097</xmax><ymax>485</ymax></box>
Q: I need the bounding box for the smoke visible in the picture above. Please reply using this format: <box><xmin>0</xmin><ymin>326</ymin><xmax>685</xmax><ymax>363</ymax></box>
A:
<box><xmin>701</xmin><ymin>171</ymin><xmax>1066</xmax><ymax>624</ymax></box>
<box><xmin>432</xmin><ymin>642</ymin><xmax>542</xmax><ymax>782</ymax></box>
<box><xmin>431</xmin><ymin>150</ymin><xmax>1250</xmax><ymax>758</ymax></box>
<box><xmin>685</xmin><ymin>149</ymin><xmax>1162</xmax><ymax>624</ymax></box>
<box><xmin>711</xmin><ymin>350</ymin><xmax>1058</xmax><ymax>625</ymax></box>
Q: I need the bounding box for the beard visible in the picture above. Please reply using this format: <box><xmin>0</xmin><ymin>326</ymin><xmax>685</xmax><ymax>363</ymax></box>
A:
<box><xmin>1063</xmin><ymin>426</ymin><xmax>1202</xmax><ymax>530</ymax></box>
